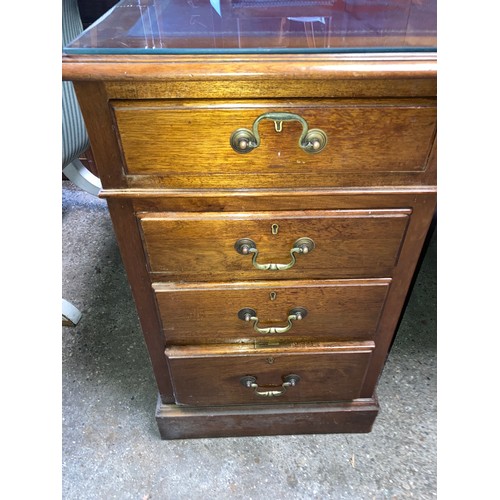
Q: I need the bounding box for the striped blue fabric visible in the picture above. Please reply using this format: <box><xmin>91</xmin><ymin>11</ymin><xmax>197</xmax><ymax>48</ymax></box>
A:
<box><xmin>62</xmin><ymin>0</ymin><xmax>89</xmax><ymax>168</ymax></box>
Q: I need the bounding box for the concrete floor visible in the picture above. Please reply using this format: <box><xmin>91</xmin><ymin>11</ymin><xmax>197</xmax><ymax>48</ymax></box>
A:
<box><xmin>62</xmin><ymin>180</ymin><xmax>437</xmax><ymax>499</ymax></box>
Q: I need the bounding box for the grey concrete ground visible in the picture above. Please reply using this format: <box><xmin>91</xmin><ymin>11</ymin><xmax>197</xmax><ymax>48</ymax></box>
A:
<box><xmin>62</xmin><ymin>180</ymin><xmax>436</xmax><ymax>499</ymax></box>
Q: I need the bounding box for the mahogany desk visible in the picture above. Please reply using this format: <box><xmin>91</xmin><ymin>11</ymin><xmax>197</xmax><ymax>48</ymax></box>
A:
<box><xmin>63</xmin><ymin>0</ymin><xmax>437</xmax><ymax>439</ymax></box>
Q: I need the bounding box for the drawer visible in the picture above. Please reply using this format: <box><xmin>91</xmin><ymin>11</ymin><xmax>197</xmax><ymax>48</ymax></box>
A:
<box><xmin>112</xmin><ymin>99</ymin><xmax>436</xmax><ymax>188</ymax></box>
<box><xmin>165</xmin><ymin>342</ymin><xmax>374</xmax><ymax>406</ymax></box>
<box><xmin>154</xmin><ymin>279</ymin><xmax>390</xmax><ymax>344</ymax></box>
<box><xmin>139</xmin><ymin>209</ymin><xmax>410</xmax><ymax>281</ymax></box>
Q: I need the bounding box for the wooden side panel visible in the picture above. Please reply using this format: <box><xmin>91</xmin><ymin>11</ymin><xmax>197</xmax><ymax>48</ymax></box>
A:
<box><xmin>105</xmin><ymin>198</ymin><xmax>174</xmax><ymax>404</ymax></box>
<box><xmin>72</xmin><ymin>82</ymin><xmax>127</xmax><ymax>189</ymax></box>
<box><xmin>361</xmin><ymin>193</ymin><xmax>436</xmax><ymax>395</ymax></box>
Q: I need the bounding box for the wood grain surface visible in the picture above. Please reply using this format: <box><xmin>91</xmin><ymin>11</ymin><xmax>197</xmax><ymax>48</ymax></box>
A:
<box><xmin>166</xmin><ymin>341</ymin><xmax>374</xmax><ymax>406</ymax></box>
<box><xmin>63</xmin><ymin>48</ymin><xmax>437</xmax><ymax>438</ymax></box>
<box><xmin>154</xmin><ymin>278</ymin><xmax>390</xmax><ymax>344</ymax></box>
<box><xmin>112</xmin><ymin>99</ymin><xmax>436</xmax><ymax>182</ymax></box>
<box><xmin>138</xmin><ymin>209</ymin><xmax>410</xmax><ymax>281</ymax></box>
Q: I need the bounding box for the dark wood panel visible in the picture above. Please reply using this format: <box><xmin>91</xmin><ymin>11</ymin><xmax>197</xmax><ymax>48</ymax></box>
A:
<box><xmin>125</xmin><ymin>170</ymin><xmax>436</xmax><ymax>189</ymax></box>
<box><xmin>105</xmin><ymin>198</ymin><xmax>174</xmax><ymax>404</ymax></box>
<box><xmin>104</xmin><ymin>75</ymin><xmax>437</xmax><ymax>99</ymax></box>
<box><xmin>156</xmin><ymin>397</ymin><xmax>379</xmax><ymax>439</ymax></box>
<box><xmin>361</xmin><ymin>192</ymin><xmax>436</xmax><ymax>396</ymax></box>
<box><xmin>124</xmin><ymin>188</ymin><xmax>436</xmax><ymax>212</ymax></box>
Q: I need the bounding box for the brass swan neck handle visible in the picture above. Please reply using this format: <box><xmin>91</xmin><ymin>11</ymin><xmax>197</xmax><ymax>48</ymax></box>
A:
<box><xmin>235</xmin><ymin>237</ymin><xmax>315</xmax><ymax>271</ymax></box>
<box><xmin>230</xmin><ymin>112</ymin><xmax>327</xmax><ymax>154</ymax></box>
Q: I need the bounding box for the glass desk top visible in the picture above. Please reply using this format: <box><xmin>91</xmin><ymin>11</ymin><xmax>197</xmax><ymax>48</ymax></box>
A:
<box><xmin>64</xmin><ymin>0</ymin><xmax>436</xmax><ymax>55</ymax></box>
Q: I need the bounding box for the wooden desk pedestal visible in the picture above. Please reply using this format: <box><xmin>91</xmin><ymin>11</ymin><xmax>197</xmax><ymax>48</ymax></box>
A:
<box><xmin>63</xmin><ymin>53</ymin><xmax>436</xmax><ymax>439</ymax></box>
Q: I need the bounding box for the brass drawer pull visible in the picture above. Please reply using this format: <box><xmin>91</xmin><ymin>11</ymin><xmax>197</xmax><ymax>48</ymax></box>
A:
<box><xmin>230</xmin><ymin>112</ymin><xmax>327</xmax><ymax>154</ymax></box>
<box><xmin>238</xmin><ymin>307</ymin><xmax>307</xmax><ymax>335</ymax></box>
<box><xmin>234</xmin><ymin>237</ymin><xmax>315</xmax><ymax>271</ymax></box>
<box><xmin>240</xmin><ymin>374</ymin><xmax>301</xmax><ymax>397</ymax></box>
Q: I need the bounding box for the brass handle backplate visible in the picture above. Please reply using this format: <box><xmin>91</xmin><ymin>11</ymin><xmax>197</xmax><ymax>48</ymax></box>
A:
<box><xmin>230</xmin><ymin>112</ymin><xmax>327</xmax><ymax>154</ymax></box>
<box><xmin>234</xmin><ymin>237</ymin><xmax>315</xmax><ymax>271</ymax></box>
<box><xmin>240</xmin><ymin>374</ymin><xmax>301</xmax><ymax>397</ymax></box>
<box><xmin>238</xmin><ymin>307</ymin><xmax>307</xmax><ymax>335</ymax></box>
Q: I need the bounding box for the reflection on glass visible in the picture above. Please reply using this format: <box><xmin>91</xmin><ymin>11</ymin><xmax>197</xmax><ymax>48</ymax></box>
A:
<box><xmin>65</xmin><ymin>0</ymin><xmax>436</xmax><ymax>54</ymax></box>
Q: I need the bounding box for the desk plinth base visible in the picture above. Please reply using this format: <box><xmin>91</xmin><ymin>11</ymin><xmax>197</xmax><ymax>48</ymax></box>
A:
<box><xmin>155</xmin><ymin>396</ymin><xmax>379</xmax><ymax>440</ymax></box>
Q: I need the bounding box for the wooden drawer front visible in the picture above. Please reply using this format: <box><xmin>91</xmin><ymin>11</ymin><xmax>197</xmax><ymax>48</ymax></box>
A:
<box><xmin>166</xmin><ymin>343</ymin><xmax>374</xmax><ymax>406</ymax></box>
<box><xmin>113</xmin><ymin>100</ymin><xmax>436</xmax><ymax>186</ymax></box>
<box><xmin>139</xmin><ymin>209</ymin><xmax>410</xmax><ymax>281</ymax></box>
<box><xmin>154</xmin><ymin>279</ymin><xmax>390</xmax><ymax>344</ymax></box>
